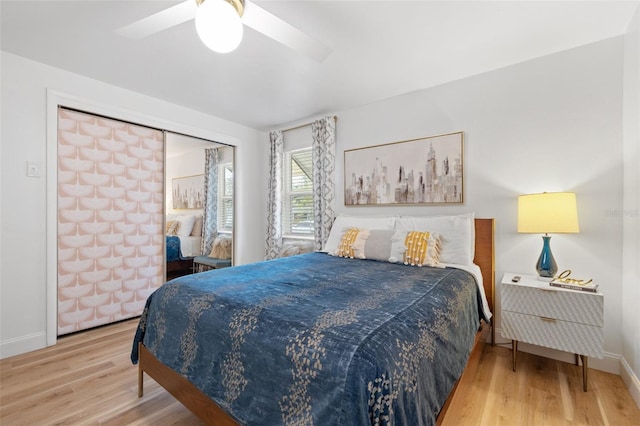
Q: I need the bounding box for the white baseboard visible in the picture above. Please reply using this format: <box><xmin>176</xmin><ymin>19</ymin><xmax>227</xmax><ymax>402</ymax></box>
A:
<box><xmin>514</xmin><ymin>341</ymin><xmax>620</xmax><ymax>374</ymax></box>
<box><xmin>494</xmin><ymin>326</ymin><xmax>640</xmax><ymax>410</ymax></box>
<box><xmin>621</xmin><ymin>356</ymin><xmax>640</xmax><ymax>410</ymax></box>
<box><xmin>0</xmin><ymin>332</ymin><xmax>47</xmax><ymax>360</ymax></box>
<box><xmin>495</xmin><ymin>339</ymin><xmax>620</xmax><ymax>374</ymax></box>
<box><xmin>513</xmin><ymin>340</ymin><xmax>620</xmax><ymax>374</ymax></box>
<box><xmin>493</xmin><ymin>326</ymin><xmax>619</xmax><ymax>373</ymax></box>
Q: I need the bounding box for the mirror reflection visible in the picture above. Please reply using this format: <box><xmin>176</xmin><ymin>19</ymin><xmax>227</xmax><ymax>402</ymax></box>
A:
<box><xmin>165</xmin><ymin>133</ymin><xmax>234</xmax><ymax>280</ymax></box>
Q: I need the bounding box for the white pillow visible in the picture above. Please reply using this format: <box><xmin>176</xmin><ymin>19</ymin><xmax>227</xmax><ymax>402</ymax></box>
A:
<box><xmin>190</xmin><ymin>215</ymin><xmax>203</xmax><ymax>237</ymax></box>
<box><xmin>176</xmin><ymin>215</ymin><xmax>197</xmax><ymax>236</ymax></box>
<box><xmin>353</xmin><ymin>229</ymin><xmax>395</xmax><ymax>261</ymax></box>
<box><xmin>323</xmin><ymin>215</ymin><xmax>396</xmax><ymax>254</ymax></box>
<box><xmin>395</xmin><ymin>213</ymin><xmax>475</xmax><ymax>265</ymax></box>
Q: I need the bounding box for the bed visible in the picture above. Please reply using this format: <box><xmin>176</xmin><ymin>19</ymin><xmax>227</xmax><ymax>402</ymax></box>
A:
<box><xmin>165</xmin><ymin>215</ymin><xmax>203</xmax><ymax>279</ymax></box>
<box><xmin>166</xmin><ymin>235</ymin><xmax>201</xmax><ymax>278</ymax></box>
<box><xmin>133</xmin><ymin>216</ymin><xmax>495</xmax><ymax>425</ymax></box>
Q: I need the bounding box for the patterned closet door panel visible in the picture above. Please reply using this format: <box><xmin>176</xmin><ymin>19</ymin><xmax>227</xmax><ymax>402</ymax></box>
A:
<box><xmin>57</xmin><ymin>108</ymin><xmax>165</xmax><ymax>335</ymax></box>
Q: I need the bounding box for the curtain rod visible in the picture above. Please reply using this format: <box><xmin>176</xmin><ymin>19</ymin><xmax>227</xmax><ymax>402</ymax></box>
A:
<box><xmin>280</xmin><ymin>115</ymin><xmax>337</xmax><ymax>133</ymax></box>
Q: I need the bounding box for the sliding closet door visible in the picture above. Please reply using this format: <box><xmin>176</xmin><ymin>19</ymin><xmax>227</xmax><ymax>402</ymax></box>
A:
<box><xmin>57</xmin><ymin>108</ymin><xmax>165</xmax><ymax>335</ymax></box>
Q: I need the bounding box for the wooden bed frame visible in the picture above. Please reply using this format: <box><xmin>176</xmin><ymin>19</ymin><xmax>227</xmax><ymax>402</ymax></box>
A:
<box><xmin>138</xmin><ymin>218</ymin><xmax>495</xmax><ymax>425</ymax></box>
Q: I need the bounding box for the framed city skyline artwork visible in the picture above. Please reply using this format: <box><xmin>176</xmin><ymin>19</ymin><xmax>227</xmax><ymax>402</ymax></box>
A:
<box><xmin>344</xmin><ymin>131</ymin><xmax>464</xmax><ymax>206</ymax></box>
<box><xmin>172</xmin><ymin>174</ymin><xmax>205</xmax><ymax>209</ymax></box>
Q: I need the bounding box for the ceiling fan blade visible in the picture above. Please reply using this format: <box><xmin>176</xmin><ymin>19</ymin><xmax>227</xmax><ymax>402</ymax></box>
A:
<box><xmin>242</xmin><ymin>2</ymin><xmax>332</xmax><ymax>63</ymax></box>
<box><xmin>115</xmin><ymin>0</ymin><xmax>331</xmax><ymax>62</ymax></box>
<box><xmin>115</xmin><ymin>0</ymin><xmax>197</xmax><ymax>39</ymax></box>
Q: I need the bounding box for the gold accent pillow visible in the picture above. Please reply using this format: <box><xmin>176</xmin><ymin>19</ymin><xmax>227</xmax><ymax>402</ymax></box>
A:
<box><xmin>335</xmin><ymin>227</ymin><xmax>369</xmax><ymax>258</ymax></box>
<box><xmin>166</xmin><ymin>220</ymin><xmax>181</xmax><ymax>235</ymax></box>
<box><xmin>389</xmin><ymin>230</ymin><xmax>442</xmax><ymax>267</ymax></box>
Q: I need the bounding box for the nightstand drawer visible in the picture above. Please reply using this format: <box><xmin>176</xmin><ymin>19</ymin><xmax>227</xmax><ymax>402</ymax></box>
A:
<box><xmin>502</xmin><ymin>311</ymin><xmax>604</xmax><ymax>358</ymax></box>
<box><xmin>502</xmin><ymin>283</ymin><xmax>603</xmax><ymax>326</ymax></box>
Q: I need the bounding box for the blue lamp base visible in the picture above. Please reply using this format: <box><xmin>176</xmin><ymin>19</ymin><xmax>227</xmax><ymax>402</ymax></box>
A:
<box><xmin>536</xmin><ymin>235</ymin><xmax>558</xmax><ymax>281</ymax></box>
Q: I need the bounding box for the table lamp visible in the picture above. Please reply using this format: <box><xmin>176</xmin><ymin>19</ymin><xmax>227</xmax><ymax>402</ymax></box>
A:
<box><xmin>518</xmin><ymin>192</ymin><xmax>579</xmax><ymax>280</ymax></box>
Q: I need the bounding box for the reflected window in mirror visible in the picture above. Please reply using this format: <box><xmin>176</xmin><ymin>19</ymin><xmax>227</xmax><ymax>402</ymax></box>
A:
<box><xmin>218</xmin><ymin>162</ymin><xmax>233</xmax><ymax>233</ymax></box>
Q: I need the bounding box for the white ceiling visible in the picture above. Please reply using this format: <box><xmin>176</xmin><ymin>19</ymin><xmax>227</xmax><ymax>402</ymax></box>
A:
<box><xmin>1</xmin><ymin>1</ymin><xmax>637</xmax><ymax>131</ymax></box>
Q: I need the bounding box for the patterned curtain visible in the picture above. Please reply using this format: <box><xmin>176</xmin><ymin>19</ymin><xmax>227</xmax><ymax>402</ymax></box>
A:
<box><xmin>201</xmin><ymin>148</ymin><xmax>219</xmax><ymax>262</ymax></box>
<box><xmin>311</xmin><ymin>116</ymin><xmax>337</xmax><ymax>251</ymax></box>
<box><xmin>265</xmin><ymin>131</ymin><xmax>284</xmax><ymax>259</ymax></box>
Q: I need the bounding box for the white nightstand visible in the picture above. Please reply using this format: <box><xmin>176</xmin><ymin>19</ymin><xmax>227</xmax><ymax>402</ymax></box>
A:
<box><xmin>501</xmin><ymin>272</ymin><xmax>604</xmax><ymax>391</ymax></box>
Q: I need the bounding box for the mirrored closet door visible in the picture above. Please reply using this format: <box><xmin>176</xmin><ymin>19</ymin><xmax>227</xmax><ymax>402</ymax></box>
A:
<box><xmin>165</xmin><ymin>133</ymin><xmax>234</xmax><ymax>279</ymax></box>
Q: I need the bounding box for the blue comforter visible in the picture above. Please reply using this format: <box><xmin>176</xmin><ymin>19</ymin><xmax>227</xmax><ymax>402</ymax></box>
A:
<box><xmin>132</xmin><ymin>252</ymin><xmax>485</xmax><ymax>425</ymax></box>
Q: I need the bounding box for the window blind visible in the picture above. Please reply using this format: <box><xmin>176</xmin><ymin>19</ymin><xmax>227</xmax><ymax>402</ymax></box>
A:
<box><xmin>285</xmin><ymin>148</ymin><xmax>314</xmax><ymax>235</ymax></box>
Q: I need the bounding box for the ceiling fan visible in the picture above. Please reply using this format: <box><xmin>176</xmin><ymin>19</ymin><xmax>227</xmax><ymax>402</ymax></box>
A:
<box><xmin>115</xmin><ymin>0</ymin><xmax>332</xmax><ymax>62</ymax></box>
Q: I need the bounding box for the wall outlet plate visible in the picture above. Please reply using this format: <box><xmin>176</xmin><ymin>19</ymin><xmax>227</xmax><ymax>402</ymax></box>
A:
<box><xmin>27</xmin><ymin>161</ymin><xmax>41</xmax><ymax>177</ymax></box>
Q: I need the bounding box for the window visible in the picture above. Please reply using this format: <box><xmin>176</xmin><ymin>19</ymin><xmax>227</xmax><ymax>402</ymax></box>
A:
<box><xmin>217</xmin><ymin>162</ymin><xmax>233</xmax><ymax>232</ymax></box>
<box><xmin>284</xmin><ymin>148</ymin><xmax>314</xmax><ymax>236</ymax></box>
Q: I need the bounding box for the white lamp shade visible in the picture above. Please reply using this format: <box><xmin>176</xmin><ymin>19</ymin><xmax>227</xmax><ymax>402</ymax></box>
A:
<box><xmin>518</xmin><ymin>192</ymin><xmax>580</xmax><ymax>234</ymax></box>
<box><xmin>195</xmin><ymin>0</ymin><xmax>243</xmax><ymax>53</ymax></box>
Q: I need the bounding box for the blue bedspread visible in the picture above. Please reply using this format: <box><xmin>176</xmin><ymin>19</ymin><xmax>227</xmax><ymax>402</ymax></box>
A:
<box><xmin>132</xmin><ymin>252</ymin><xmax>484</xmax><ymax>425</ymax></box>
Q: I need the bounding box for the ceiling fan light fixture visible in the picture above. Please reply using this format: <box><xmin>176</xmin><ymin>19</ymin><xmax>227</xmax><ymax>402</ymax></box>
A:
<box><xmin>195</xmin><ymin>0</ymin><xmax>244</xmax><ymax>53</ymax></box>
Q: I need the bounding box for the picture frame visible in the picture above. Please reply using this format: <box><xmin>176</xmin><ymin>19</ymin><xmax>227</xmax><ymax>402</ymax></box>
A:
<box><xmin>172</xmin><ymin>174</ymin><xmax>205</xmax><ymax>209</ymax></box>
<box><xmin>344</xmin><ymin>131</ymin><xmax>463</xmax><ymax>206</ymax></box>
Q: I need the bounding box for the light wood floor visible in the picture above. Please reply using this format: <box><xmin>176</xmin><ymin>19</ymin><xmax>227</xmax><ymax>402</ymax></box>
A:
<box><xmin>1</xmin><ymin>319</ymin><xmax>638</xmax><ymax>425</ymax></box>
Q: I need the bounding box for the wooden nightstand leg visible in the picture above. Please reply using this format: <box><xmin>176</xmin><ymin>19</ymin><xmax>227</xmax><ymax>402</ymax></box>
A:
<box><xmin>512</xmin><ymin>340</ymin><xmax>517</xmax><ymax>372</ymax></box>
<box><xmin>581</xmin><ymin>355</ymin><xmax>588</xmax><ymax>392</ymax></box>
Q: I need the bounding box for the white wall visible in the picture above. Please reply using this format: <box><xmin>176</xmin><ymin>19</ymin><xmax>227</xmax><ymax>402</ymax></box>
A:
<box><xmin>165</xmin><ymin>135</ymin><xmax>207</xmax><ymax>217</ymax></box>
<box><xmin>622</xmin><ymin>6</ymin><xmax>640</xmax><ymax>406</ymax></box>
<box><xmin>0</xmin><ymin>52</ymin><xmax>266</xmax><ymax>358</ymax></box>
<box><xmin>326</xmin><ymin>37</ymin><xmax>628</xmax><ymax>377</ymax></box>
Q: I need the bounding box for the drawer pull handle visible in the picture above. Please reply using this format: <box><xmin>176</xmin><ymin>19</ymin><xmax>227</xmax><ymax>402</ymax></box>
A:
<box><xmin>540</xmin><ymin>316</ymin><xmax>556</xmax><ymax>322</ymax></box>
